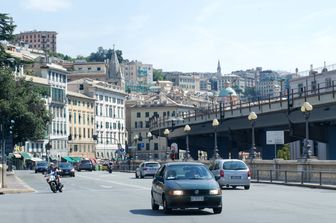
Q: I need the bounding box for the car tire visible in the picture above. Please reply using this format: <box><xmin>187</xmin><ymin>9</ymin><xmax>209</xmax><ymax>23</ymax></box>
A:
<box><xmin>213</xmin><ymin>207</ymin><xmax>222</xmax><ymax>214</ymax></box>
<box><xmin>140</xmin><ymin>172</ymin><xmax>144</xmax><ymax>179</ymax></box>
<box><xmin>151</xmin><ymin>195</ymin><xmax>159</xmax><ymax>211</ymax></box>
<box><xmin>163</xmin><ymin>196</ymin><xmax>172</xmax><ymax>214</ymax></box>
<box><xmin>135</xmin><ymin>173</ymin><xmax>138</xmax><ymax>178</ymax></box>
<box><xmin>35</xmin><ymin>170</ymin><xmax>37</xmax><ymax>173</ymax></box>
<box><xmin>232</xmin><ymin>186</ymin><xmax>237</xmax><ymax>189</ymax></box>
<box><xmin>244</xmin><ymin>185</ymin><xmax>250</xmax><ymax>190</ymax></box>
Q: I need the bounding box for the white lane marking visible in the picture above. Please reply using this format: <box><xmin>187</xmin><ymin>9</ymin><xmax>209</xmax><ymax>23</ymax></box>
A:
<box><xmin>77</xmin><ymin>174</ymin><xmax>150</xmax><ymax>190</ymax></box>
<box><xmin>100</xmin><ymin>185</ymin><xmax>113</xmax><ymax>189</ymax></box>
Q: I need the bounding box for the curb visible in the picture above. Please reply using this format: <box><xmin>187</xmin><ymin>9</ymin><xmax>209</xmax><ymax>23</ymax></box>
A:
<box><xmin>0</xmin><ymin>174</ymin><xmax>36</xmax><ymax>195</ymax></box>
<box><xmin>252</xmin><ymin>180</ymin><xmax>336</xmax><ymax>190</ymax></box>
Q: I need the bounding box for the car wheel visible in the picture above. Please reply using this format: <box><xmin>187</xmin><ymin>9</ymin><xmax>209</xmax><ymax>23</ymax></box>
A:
<box><xmin>163</xmin><ymin>196</ymin><xmax>172</xmax><ymax>214</ymax></box>
<box><xmin>232</xmin><ymin>186</ymin><xmax>237</xmax><ymax>189</ymax></box>
<box><xmin>244</xmin><ymin>185</ymin><xmax>250</xmax><ymax>190</ymax></box>
<box><xmin>35</xmin><ymin>170</ymin><xmax>37</xmax><ymax>173</ymax></box>
<box><xmin>78</xmin><ymin>169</ymin><xmax>81</xmax><ymax>172</ymax></box>
<box><xmin>151</xmin><ymin>195</ymin><xmax>159</xmax><ymax>210</ymax></box>
<box><xmin>140</xmin><ymin>172</ymin><xmax>144</xmax><ymax>178</ymax></box>
<box><xmin>213</xmin><ymin>207</ymin><xmax>222</xmax><ymax>214</ymax></box>
<box><xmin>135</xmin><ymin>172</ymin><xmax>138</xmax><ymax>178</ymax></box>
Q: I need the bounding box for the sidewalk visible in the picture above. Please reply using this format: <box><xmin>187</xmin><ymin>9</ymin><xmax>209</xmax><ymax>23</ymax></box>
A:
<box><xmin>252</xmin><ymin>179</ymin><xmax>336</xmax><ymax>190</ymax></box>
<box><xmin>0</xmin><ymin>172</ymin><xmax>35</xmax><ymax>195</ymax></box>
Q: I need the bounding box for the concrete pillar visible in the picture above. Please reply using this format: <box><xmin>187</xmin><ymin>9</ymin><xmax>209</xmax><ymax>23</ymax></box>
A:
<box><xmin>327</xmin><ymin>126</ymin><xmax>336</xmax><ymax>159</ymax></box>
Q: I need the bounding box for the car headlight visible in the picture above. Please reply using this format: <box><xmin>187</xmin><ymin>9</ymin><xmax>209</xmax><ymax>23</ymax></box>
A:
<box><xmin>170</xmin><ymin>190</ymin><xmax>184</xmax><ymax>196</ymax></box>
<box><xmin>209</xmin><ymin>189</ymin><xmax>221</xmax><ymax>195</ymax></box>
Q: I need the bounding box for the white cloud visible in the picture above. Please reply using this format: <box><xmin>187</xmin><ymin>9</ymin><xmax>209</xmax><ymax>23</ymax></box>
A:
<box><xmin>22</xmin><ymin>0</ymin><xmax>73</xmax><ymax>12</ymax></box>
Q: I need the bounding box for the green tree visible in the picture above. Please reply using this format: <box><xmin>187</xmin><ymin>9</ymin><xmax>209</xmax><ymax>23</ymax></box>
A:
<box><xmin>277</xmin><ymin>144</ymin><xmax>290</xmax><ymax>160</ymax></box>
<box><xmin>153</xmin><ymin>69</ymin><xmax>164</xmax><ymax>81</ymax></box>
<box><xmin>0</xmin><ymin>13</ymin><xmax>16</xmax><ymax>66</ymax></box>
<box><xmin>0</xmin><ymin>13</ymin><xmax>51</xmax><ymax>145</ymax></box>
<box><xmin>87</xmin><ymin>47</ymin><xmax>124</xmax><ymax>63</ymax></box>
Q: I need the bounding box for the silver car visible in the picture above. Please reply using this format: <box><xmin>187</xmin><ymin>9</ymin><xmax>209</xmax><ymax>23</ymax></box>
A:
<box><xmin>135</xmin><ymin>161</ymin><xmax>160</xmax><ymax>178</ymax></box>
<box><xmin>210</xmin><ymin>159</ymin><xmax>251</xmax><ymax>190</ymax></box>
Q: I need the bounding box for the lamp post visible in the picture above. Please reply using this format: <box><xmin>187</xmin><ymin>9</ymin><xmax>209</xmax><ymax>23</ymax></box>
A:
<box><xmin>212</xmin><ymin>118</ymin><xmax>220</xmax><ymax>160</ymax></box>
<box><xmin>133</xmin><ymin>134</ymin><xmax>139</xmax><ymax>160</ymax></box>
<box><xmin>164</xmin><ymin>128</ymin><xmax>170</xmax><ymax>160</ymax></box>
<box><xmin>301</xmin><ymin>102</ymin><xmax>313</xmax><ymax>159</ymax></box>
<box><xmin>184</xmin><ymin>124</ymin><xmax>192</xmax><ymax>161</ymax></box>
<box><xmin>248</xmin><ymin>112</ymin><xmax>258</xmax><ymax>161</ymax></box>
<box><xmin>147</xmin><ymin>132</ymin><xmax>153</xmax><ymax>160</ymax></box>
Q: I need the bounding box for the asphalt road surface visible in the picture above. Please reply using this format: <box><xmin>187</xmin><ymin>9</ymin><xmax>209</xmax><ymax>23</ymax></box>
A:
<box><xmin>0</xmin><ymin>170</ymin><xmax>335</xmax><ymax>223</ymax></box>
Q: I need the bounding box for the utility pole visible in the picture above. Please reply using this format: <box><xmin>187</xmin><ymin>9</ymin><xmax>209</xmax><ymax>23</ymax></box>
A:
<box><xmin>1</xmin><ymin>124</ymin><xmax>6</xmax><ymax>188</ymax></box>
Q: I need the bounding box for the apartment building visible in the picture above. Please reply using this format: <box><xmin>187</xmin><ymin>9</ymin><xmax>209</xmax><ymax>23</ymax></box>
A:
<box><xmin>126</xmin><ymin>93</ymin><xmax>195</xmax><ymax>160</ymax></box>
<box><xmin>67</xmin><ymin>91</ymin><xmax>96</xmax><ymax>159</ymax></box>
<box><xmin>15</xmin><ymin>31</ymin><xmax>57</xmax><ymax>53</ymax></box>
<box><xmin>68</xmin><ymin>79</ymin><xmax>127</xmax><ymax>159</ymax></box>
<box><xmin>67</xmin><ymin>61</ymin><xmax>107</xmax><ymax>82</ymax></box>
<box><xmin>121</xmin><ymin>60</ymin><xmax>153</xmax><ymax>85</ymax></box>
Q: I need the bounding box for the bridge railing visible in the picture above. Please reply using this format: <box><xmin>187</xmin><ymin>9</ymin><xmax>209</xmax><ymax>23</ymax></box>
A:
<box><xmin>253</xmin><ymin>169</ymin><xmax>336</xmax><ymax>187</ymax></box>
<box><xmin>150</xmin><ymin>80</ymin><xmax>336</xmax><ymax>130</ymax></box>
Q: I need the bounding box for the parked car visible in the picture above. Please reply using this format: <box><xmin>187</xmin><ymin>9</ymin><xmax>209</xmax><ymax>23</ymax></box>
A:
<box><xmin>58</xmin><ymin>162</ymin><xmax>75</xmax><ymax>177</ymax></box>
<box><xmin>77</xmin><ymin>160</ymin><xmax>94</xmax><ymax>172</ymax></box>
<box><xmin>35</xmin><ymin>161</ymin><xmax>48</xmax><ymax>173</ymax></box>
<box><xmin>151</xmin><ymin>162</ymin><xmax>222</xmax><ymax>214</ymax></box>
<box><xmin>210</xmin><ymin>159</ymin><xmax>251</xmax><ymax>190</ymax></box>
<box><xmin>135</xmin><ymin>161</ymin><xmax>160</xmax><ymax>178</ymax></box>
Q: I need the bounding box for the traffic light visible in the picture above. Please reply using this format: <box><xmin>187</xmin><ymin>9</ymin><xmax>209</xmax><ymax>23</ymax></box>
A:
<box><xmin>9</xmin><ymin>120</ymin><xmax>15</xmax><ymax>135</ymax></box>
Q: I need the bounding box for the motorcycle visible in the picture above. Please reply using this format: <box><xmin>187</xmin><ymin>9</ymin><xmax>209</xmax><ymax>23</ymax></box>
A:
<box><xmin>107</xmin><ymin>162</ymin><xmax>113</xmax><ymax>174</ymax></box>
<box><xmin>45</xmin><ymin>171</ymin><xmax>63</xmax><ymax>193</ymax></box>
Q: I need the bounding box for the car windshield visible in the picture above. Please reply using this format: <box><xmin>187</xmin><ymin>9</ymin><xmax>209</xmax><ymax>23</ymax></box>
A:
<box><xmin>223</xmin><ymin>161</ymin><xmax>247</xmax><ymax>170</ymax></box>
<box><xmin>165</xmin><ymin>165</ymin><xmax>213</xmax><ymax>180</ymax></box>
<box><xmin>145</xmin><ymin>163</ymin><xmax>160</xmax><ymax>168</ymax></box>
<box><xmin>36</xmin><ymin>161</ymin><xmax>47</xmax><ymax>166</ymax></box>
<box><xmin>81</xmin><ymin>160</ymin><xmax>91</xmax><ymax>164</ymax></box>
<box><xmin>59</xmin><ymin>163</ymin><xmax>73</xmax><ymax>168</ymax></box>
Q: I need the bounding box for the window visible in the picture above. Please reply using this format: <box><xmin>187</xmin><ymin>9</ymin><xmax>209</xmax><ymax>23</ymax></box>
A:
<box><xmin>145</xmin><ymin>112</ymin><xmax>149</xmax><ymax>117</ymax></box>
<box><xmin>135</xmin><ymin>122</ymin><xmax>138</xmax><ymax>128</ymax></box>
<box><xmin>146</xmin><ymin>143</ymin><xmax>150</xmax><ymax>150</ymax></box>
<box><xmin>137</xmin><ymin>112</ymin><xmax>141</xmax><ymax>118</ymax></box>
<box><xmin>154</xmin><ymin>143</ymin><xmax>158</xmax><ymax>150</ymax></box>
<box><xmin>145</xmin><ymin>121</ymin><xmax>150</xmax><ymax>128</ymax></box>
<box><xmin>79</xmin><ymin>84</ymin><xmax>84</xmax><ymax>90</ymax></box>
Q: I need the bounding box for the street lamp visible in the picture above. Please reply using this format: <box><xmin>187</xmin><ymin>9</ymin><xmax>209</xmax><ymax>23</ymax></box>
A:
<box><xmin>212</xmin><ymin>118</ymin><xmax>220</xmax><ymax>159</ymax></box>
<box><xmin>184</xmin><ymin>124</ymin><xmax>192</xmax><ymax>161</ymax></box>
<box><xmin>164</xmin><ymin>128</ymin><xmax>170</xmax><ymax>160</ymax></box>
<box><xmin>133</xmin><ymin>134</ymin><xmax>139</xmax><ymax>160</ymax></box>
<box><xmin>147</xmin><ymin>132</ymin><xmax>153</xmax><ymax>160</ymax></box>
<box><xmin>301</xmin><ymin>101</ymin><xmax>313</xmax><ymax>159</ymax></box>
<box><xmin>248</xmin><ymin>112</ymin><xmax>258</xmax><ymax>160</ymax></box>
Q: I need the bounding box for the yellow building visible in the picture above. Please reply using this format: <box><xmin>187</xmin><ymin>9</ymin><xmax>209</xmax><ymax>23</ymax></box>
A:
<box><xmin>67</xmin><ymin>91</ymin><xmax>96</xmax><ymax>159</ymax></box>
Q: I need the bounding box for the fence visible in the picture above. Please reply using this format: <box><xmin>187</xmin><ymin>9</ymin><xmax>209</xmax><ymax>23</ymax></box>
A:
<box><xmin>253</xmin><ymin>169</ymin><xmax>336</xmax><ymax>187</ymax></box>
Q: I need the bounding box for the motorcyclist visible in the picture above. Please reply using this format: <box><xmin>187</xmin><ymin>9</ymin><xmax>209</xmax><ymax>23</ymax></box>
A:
<box><xmin>46</xmin><ymin>163</ymin><xmax>63</xmax><ymax>190</ymax></box>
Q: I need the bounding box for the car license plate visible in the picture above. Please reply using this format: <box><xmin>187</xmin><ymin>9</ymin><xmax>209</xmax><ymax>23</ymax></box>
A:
<box><xmin>231</xmin><ymin>176</ymin><xmax>241</xmax><ymax>179</ymax></box>
<box><xmin>191</xmin><ymin>196</ymin><xmax>204</xmax><ymax>202</ymax></box>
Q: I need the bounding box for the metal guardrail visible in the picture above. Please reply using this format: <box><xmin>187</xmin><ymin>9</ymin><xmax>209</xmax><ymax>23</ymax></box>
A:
<box><xmin>252</xmin><ymin>169</ymin><xmax>336</xmax><ymax>187</ymax></box>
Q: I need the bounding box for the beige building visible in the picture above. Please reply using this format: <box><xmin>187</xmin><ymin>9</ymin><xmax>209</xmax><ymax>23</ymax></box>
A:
<box><xmin>15</xmin><ymin>31</ymin><xmax>57</xmax><ymax>53</ymax></box>
<box><xmin>67</xmin><ymin>61</ymin><xmax>107</xmax><ymax>82</ymax></box>
<box><xmin>121</xmin><ymin>60</ymin><xmax>153</xmax><ymax>85</ymax></box>
<box><xmin>67</xmin><ymin>91</ymin><xmax>96</xmax><ymax>159</ymax></box>
<box><xmin>126</xmin><ymin>93</ymin><xmax>194</xmax><ymax>160</ymax></box>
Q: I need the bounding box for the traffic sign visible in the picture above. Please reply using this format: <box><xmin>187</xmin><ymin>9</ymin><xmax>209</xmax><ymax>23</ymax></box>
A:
<box><xmin>266</xmin><ymin>131</ymin><xmax>284</xmax><ymax>145</ymax></box>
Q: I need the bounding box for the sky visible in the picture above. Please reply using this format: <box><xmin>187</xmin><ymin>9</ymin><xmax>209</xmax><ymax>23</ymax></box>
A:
<box><xmin>2</xmin><ymin>0</ymin><xmax>336</xmax><ymax>73</ymax></box>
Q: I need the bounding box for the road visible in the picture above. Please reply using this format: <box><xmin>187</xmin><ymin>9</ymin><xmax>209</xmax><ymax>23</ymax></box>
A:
<box><xmin>0</xmin><ymin>170</ymin><xmax>335</xmax><ymax>223</ymax></box>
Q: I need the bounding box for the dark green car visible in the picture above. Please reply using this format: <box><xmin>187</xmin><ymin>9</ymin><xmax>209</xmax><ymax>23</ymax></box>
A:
<box><xmin>151</xmin><ymin>162</ymin><xmax>222</xmax><ymax>214</ymax></box>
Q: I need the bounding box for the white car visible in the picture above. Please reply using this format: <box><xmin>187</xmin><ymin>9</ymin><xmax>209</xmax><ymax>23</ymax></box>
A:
<box><xmin>135</xmin><ymin>161</ymin><xmax>160</xmax><ymax>178</ymax></box>
<box><xmin>210</xmin><ymin>159</ymin><xmax>251</xmax><ymax>190</ymax></box>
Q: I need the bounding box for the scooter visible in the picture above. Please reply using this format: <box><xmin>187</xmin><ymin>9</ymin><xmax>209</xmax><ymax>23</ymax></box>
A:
<box><xmin>45</xmin><ymin>171</ymin><xmax>63</xmax><ymax>193</ymax></box>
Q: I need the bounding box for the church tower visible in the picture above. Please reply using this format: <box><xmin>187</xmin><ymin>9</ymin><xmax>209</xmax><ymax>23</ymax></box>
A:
<box><xmin>107</xmin><ymin>46</ymin><xmax>125</xmax><ymax>90</ymax></box>
<box><xmin>217</xmin><ymin>60</ymin><xmax>222</xmax><ymax>76</ymax></box>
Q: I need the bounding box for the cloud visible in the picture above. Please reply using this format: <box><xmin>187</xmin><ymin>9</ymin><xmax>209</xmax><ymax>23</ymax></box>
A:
<box><xmin>22</xmin><ymin>0</ymin><xmax>73</xmax><ymax>12</ymax></box>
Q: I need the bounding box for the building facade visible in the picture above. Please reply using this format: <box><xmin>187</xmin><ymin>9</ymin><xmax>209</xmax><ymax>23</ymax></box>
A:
<box><xmin>121</xmin><ymin>60</ymin><xmax>153</xmax><ymax>85</ymax></box>
<box><xmin>67</xmin><ymin>91</ymin><xmax>96</xmax><ymax>159</ymax></box>
<box><xmin>67</xmin><ymin>61</ymin><xmax>107</xmax><ymax>82</ymax></box>
<box><xmin>15</xmin><ymin>31</ymin><xmax>57</xmax><ymax>53</ymax></box>
<box><xmin>68</xmin><ymin>79</ymin><xmax>127</xmax><ymax>159</ymax></box>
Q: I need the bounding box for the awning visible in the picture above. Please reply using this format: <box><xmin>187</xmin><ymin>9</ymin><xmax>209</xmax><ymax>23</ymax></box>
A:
<box><xmin>62</xmin><ymin>156</ymin><xmax>74</xmax><ymax>163</ymax></box>
<box><xmin>20</xmin><ymin>152</ymin><xmax>32</xmax><ymax>160</ymax></box>
<box><xmin>31</xmin><ymin>157</ymin><xmax>43</xmax><ymax>162</ymax></box>
<box><xmin>13</xmin><ymin>153</ymin><xmax>22</xmax><ymax>158</ymax></box>
<box><xmin>70</xmin><ymin>157</ymin><xmax>82</xmax><ymax>162</ymax></box>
